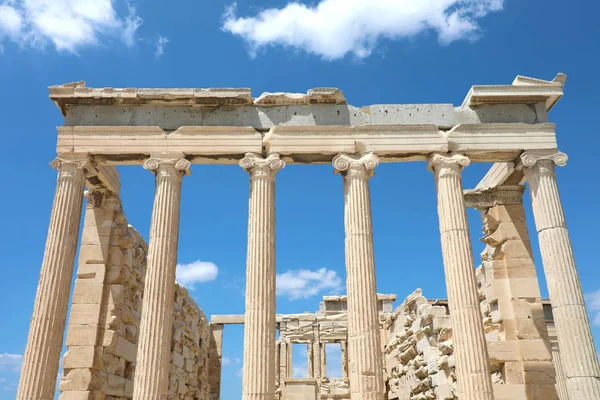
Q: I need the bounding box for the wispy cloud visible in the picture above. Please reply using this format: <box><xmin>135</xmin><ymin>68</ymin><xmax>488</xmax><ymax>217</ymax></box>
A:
<box><xmin>222</xmin><ymin>0</ymin><xmax>504</xmax><ymax>60</ymax></box>
<box><xmin>176</xmin><ymin>260</ymin><xmax>219</xmax><ymax>290</ymax></box>
<box><xmin>585</xmin><ymin>290</ymin><xmax>600</xmax><ymax>326</ymax></box>
<box><xmin>0</xmin><ymin>0</ymin><xmax>143</xmax><ymax>53</ymax></box>
<box><xmin>0</xmin><ymin>353</ymin><xmax>23</xmax><ymax>374</ymax></box>
<box><xmin>277</xmin><ymin>268</ymin><xmax>343</xmax><ymax>301</ymax></box>
<box><xmin>154</xmin><ymin>35</ymin><xmax>168</xmax><ymax>58</ymax></box>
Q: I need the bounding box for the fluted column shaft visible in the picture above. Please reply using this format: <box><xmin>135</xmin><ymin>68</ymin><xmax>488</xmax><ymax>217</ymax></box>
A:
<box><xmin>240</xmin><ymin>153</ymin><xmax>285</xmax><ymax>400</ymax></box>
<box><xmin>17</xmin><ymin>155</ymin><xmax>89</xmax><ymax>400</ymax></box>
<box><xmin>428</xmin><ymin>154</ymin><xmax>494</xmax><ymax>400</ymax></box>
<box><xmin>333</xmin><ymin>153</ymin><xmax>384</xmax><ymax>400</ymax></box>
<box><xmin>552</xmin><ymin>343</ymin><xmax>570</xmax><ymax>400</ymax></box>
<box><xmin>521</xmin><ymin>151</ymin><xmax>600</xmax><ymax>399</ymax></box>
<box><xmin>133</xmin><ymin>155</ymin><xmax>190</xmax><ymax>400</ymax></box>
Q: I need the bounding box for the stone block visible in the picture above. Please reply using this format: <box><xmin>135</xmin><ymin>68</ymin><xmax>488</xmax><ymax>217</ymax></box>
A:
<box><xmin>488</xmin><ymin>341</ymin><xmax>520</xmax><ymax>362</ymax></box>
<box><xmin>103</xmin><ymin>373</ymin><xmax>126</xmax><ymax>397</ymax></box>
<box><xmin>59</xmin><ymin>368</ymin><xmax>103</xmax><ymax>391</ymax></box>
<box><xmin>111</xmin><ymin>337</ymin><xmax>137</xmax><ymax>363</ymax></box>
<box><xmin>76</xmin><ymin>263</ymin><xmax>106</xmax><ymax>282</ymax></box>
<box><xmin>498</xmin><ymin>240</ymin><xmax>534</xmax><ymax>260</ymax></box>
<box><xmin>520</xmin><ymin>340</ymin><xmax>552</xmax><ymax>361</ymax></box>
<box><xmin>493</xmin><ymin>383</ymin><xmax>527</xmax><ymax>400</ymax></box>
<box><xmin>81</xmin><ymin>221</ymin><xmax>112</xmax><ymax>246</ymax></box>
<box><xmin>508</xmin><ymin>278</ymin><xmax>542</xmax><ymax>298</ymax></box>
<box><xmin>125</xmin><ymin>378</ymin><xmax>134</xmax><ymax>397</ymax></box>
<box><xmin>58</xmin><ymin>391</ymin><xmax>105</xmax><ymax>400</ymax></box>
<box><xmin>512</xmin><ymin>298</ymin><xmax>543</xmax><ymax>320</ymax></box>
<box><xmin>515</xmin><ymin>317</ymin><xmax>548</xmax><ymax>340</ymax></box>
<box><xmin>503</xmin><ymin>361</ymin><xmax>523</xmax><ymax>384</ymax></box>
<box><xmin>78</xmin><ymin>244</ymin><xmax>107</xmax><ymax>264</ymax></box>
<box><xmin>487</xmin><ymin>205</ymin><xmax>527</xmax><ymax>224</ymax></box>
<box><xmin>107</xmin><ymin>284</ymin><xmax>125</xmax><ymax>304</ymax></box>
<box><xmin>66</xmin><ymin>324</ymin><xmax>100</xmax><ymax>346</ymax></box>
<box><xmin>103</xmin><ymin>352</ymin><xmax>126</xmax><ymax>375</ymax></box>
<box><xmin>69</xmin><ymin>304</ymin><xmax>102</xmax><ymax>326</ymax></box>
<box><xmin>522</xmin><ymin>361</ymin><xmax>556</xmax><ymax>384</ymax></box>
<box><xmin>63</xmin><ymin>346</ymin><xmax>103</xmax><ymax>369</ymax></box>
<box><xmin>72</xmin><ymin>282</ymin><xmax>104</xmax><ymax>304</ymax></box>
<box><xmin>492</xmin><ymin>257</ymin><xmax>537</xmax><ymax>279</ymax></box>
<box><xmin>173</xmin><ymin>351</ymin><xmax>185</xmax><ymax>369</ymax></box>
<box><xmin>527</xmin><ymin>383</ymin><xmax>560</xmax><ymax>399</ymax></box>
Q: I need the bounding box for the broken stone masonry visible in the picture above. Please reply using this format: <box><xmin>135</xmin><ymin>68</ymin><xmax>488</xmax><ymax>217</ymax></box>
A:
<box><xmin>16</xmin><ymin>73</ymin><xmax>600</xmax><ymax>400</ymax></box>
<box><xmin>58</xmin><ymin>192</ymin><xmax>216</xmax><ymax>400</ymax></box>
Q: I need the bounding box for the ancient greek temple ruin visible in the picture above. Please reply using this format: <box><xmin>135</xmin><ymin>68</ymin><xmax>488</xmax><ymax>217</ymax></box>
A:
<box><xmin>15</xmin><ymin>73</ymin><xmax>600</xmax><ymax>400</ymax></box>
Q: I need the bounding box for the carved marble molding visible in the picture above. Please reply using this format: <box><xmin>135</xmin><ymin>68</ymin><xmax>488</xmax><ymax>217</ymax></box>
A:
<box><xmin>332</xmin><ymin>152</ymin><xmax>380</xmax><ymax>179</ymax></box>
<box><xmin>239</xmin><ymin>153</ymin><xmax>286</xmax><ymax>179</ymax></box>
<box><xmin>427</xmin><ymin>153</ymin><xmax>471</xmax><ymax>174</ymax></box>
<box><xmin>463</xmin><ymin>185</ymin><xmax>525</xmax><ymax>210</ymax></box>
<box><xmin>143</xmin><ymin>153</ymin><xmax>192</xmax><ymax>178</ymax></box>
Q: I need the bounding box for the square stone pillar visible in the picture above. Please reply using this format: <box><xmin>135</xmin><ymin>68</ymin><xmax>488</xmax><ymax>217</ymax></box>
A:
<box><xmin>466</xmin><ymin>185</ymin><xmax>558</xmax><ymax>399</ymax></box>
<box><xmin>208</xmin><ymin>324</ymin><xmax>224</xmax><ymax>399</ymax></box>
<box><xmin>59</xmin><ymin>190</ymin><xmax>119</xmax><ymax>399</ymax></box>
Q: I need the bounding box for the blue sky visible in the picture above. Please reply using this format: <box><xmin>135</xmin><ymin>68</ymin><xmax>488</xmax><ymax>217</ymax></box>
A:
<box><xmin>1</xmin><ymin>0</ymin><xmax>599</xmax><ymax>398</ymax></box>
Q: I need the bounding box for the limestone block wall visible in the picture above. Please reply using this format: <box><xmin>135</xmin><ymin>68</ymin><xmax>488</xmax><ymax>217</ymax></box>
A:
<box><xmin>59</xmin><ymin>194</ymin><xmax>212</xmax><ymax>400</ymax></box>
<box><xmin>384</xmin><ymin>290</ymin><xmax>456</xmax><ymax>400</ymax></box>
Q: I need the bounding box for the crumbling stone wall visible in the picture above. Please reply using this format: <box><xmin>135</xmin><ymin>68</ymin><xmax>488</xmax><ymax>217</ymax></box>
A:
<box><xmin>59</xmin><ymin>192</ymin><xmax>212</xmax><ymax>399</ymax></box>
<box><xmin>384</xmin><ymin>290</ymin><xmax>456</xmax><ymax>400</ymax></box>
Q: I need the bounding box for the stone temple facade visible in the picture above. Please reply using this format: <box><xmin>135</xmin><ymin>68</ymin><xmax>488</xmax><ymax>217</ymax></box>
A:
<box><xmin>15</xmin><ymin>73</ymin><xmax>600</xmax><ymax>400</ymax></box>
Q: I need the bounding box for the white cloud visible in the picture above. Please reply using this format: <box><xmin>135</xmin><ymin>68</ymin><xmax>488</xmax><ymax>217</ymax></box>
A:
<box><xmin>154</xmin><ymin>35</ymin><xmax>168</xmax><ymax>58</ymax></box>
<box><xmin>222</xmin><ymin>0</ymin><xmax>504</xmax><ymax>60</ymax></box>
<box><xmin>234</xmin><ymin>357</ymin><xmax>241</xmax><ymax>364</ymax></box>
<box><xmin>0</xmin><ymin>0</ymin><xmax>143</xmax><ymax>52</ymax></box>
<box><xmin>586</xmin><ymin>290</ymin><xmax>600</xmax><ymax>326</ymax></box>
<box><xmin>176</xmin><ymin>261</ymin><xmax>219</xmax><ymax>290</ymax></box>
<box><xmin>277</xmin><ymin>268</ymin><xmax>342</xmax><ymax>301</ymax></box>
<box><xmin>0</xmin><ymin>5</ymin><xmax>24</xmax><ymax>39</ymax></box>
<box><xmin>0</xmin><ymin>353</ymin><xmax>23</xmax><ymax>373</ymax></box>
<box><xmin>222</xmin><ymin>357</ymin><xmax>232</xmax><ymax>366</ymax></box>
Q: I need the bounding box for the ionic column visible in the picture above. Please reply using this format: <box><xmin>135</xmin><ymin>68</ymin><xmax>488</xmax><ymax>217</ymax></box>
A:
<box><xmin>428</xmin><ymin>154</ymin><xmax>494</xmax><ymax>400</ymax></box>
<box><xmin>133</xmin><ymin>154</ymin><xmax>190</xmax><ymax>400</ymax></box>
<box><xmin>17</xmin><ymin>154</ymin><xmax>89</xmax><ymax>400</ymax></box>
<box><xmin>240</xmin><ymin>153</ymin><xmax>285</xmax><ymax>400</ymax></box>
<box><xmin>552</xmin><ymin>343</ymin><xmax>570</xmax><ymax>400</ymax></box>
<box><xmin>333</xmin><ymin>153</ymin><xmax>385</xmax><ymax>400</ymax></box>
<box><xmin>521</xmin><ymin>151</ymin><xmax>600</xmax><ymax>398</ymax></box>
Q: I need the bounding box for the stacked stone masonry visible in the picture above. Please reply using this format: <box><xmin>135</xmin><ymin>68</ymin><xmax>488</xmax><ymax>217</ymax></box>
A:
<box><xmin>59</xmin><ymin>193</ymin><xmax>214</xmax><ymax>400</ymax></box>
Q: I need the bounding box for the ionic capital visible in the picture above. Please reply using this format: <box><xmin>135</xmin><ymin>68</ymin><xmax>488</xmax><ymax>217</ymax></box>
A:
<box><xmin>332</xmin><ymin>153</ymin><xmax>380</xmax><ymax>179</ymax></box>
<box><xmin>239</xmin><ymin>153</ymin><xmax>286</xmax><ymax>179</ymax></box>
<box><xmin>427</xmin><ymin>153</ymin><xmax>470</xmax><ymax>174</ymax></box>
<box><xmin>50</xmin><ymin>153</ymin><xmax>93</xmax><ymax>177</ymax></box>
<box><xmin>518</xmin><ymin>151</ymin><xmax>568</xmax><ymax>170</ymax></box>
<box><xmin>143</xmin><ymin>154</ymin><xmax>191</xmax><ymax>178</ymax></box>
